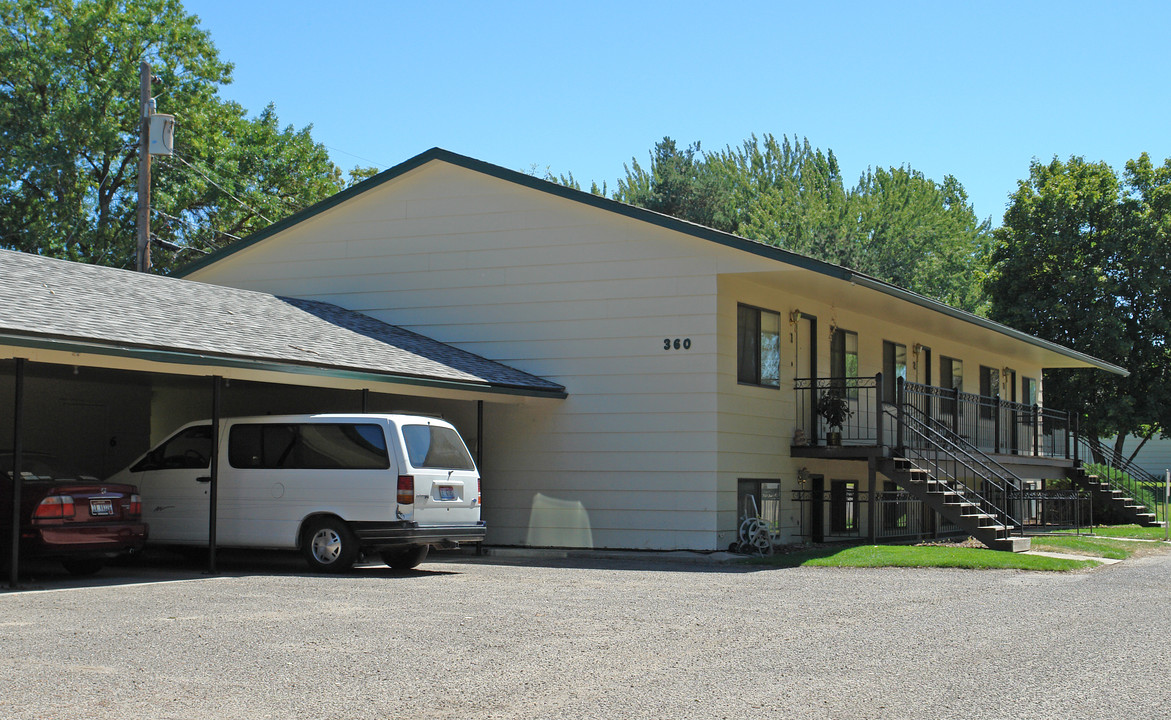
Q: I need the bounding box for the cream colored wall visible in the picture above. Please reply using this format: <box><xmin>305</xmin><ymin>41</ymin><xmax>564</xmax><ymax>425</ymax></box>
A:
<box><xmin>715</xmin><ymin>274</ymin><xmax>1048</xmax><ymax>545</ymax></box>
<box><xmin>187</xmin><ymin>164</ymin><xmax>727</xmax><ymax>550</ymax></box>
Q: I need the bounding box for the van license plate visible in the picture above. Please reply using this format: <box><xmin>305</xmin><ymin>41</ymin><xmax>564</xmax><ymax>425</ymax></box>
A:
<box><xmin>438</xmin><ymin>486</ymin><xmax>456</xmax><ymax>501</ymax></box>
<box><xmin>90</xmin><ymin>499</ymin><xmax>114</xmax><ymax>516</ymax></box>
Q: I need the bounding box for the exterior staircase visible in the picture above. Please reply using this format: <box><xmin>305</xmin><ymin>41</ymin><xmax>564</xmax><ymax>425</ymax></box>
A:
<box><xmin>879</xmin><ymin>405</ymin><xmax>1031</xmax><ymax>552</ymax></box>
<box><xmin>1067</xmin><ymin>436</ymin><xmax>1165</xmax><ymax>528</ymax></box>
<box><xmin>1069</xmin><ymin>465</ymin><xmax>1162</xmax><ymax>528</ymax></box>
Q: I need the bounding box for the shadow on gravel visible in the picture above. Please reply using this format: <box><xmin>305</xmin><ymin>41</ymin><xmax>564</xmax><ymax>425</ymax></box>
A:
<box><xmin>0</xmin><ymin>547</ymin><xmax>467</xmax><ymax>594</ymax></box>
<box><xmin>439</xmin><ymin>551</ymin><xmax>764</xmax><ymax>575</ymax></box>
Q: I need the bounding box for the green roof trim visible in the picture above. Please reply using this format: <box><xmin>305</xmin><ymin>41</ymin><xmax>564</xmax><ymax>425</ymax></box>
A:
<box><xmin>174</xmin><ymin>147</ymin><xmax>1126</xmax><ymax>377</ymax></box>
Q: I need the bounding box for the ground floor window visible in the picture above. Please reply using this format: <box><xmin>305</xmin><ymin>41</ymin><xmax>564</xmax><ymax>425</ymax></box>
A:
<box><xmin>738</xmin><ymin>479</ymin><xmax>781</xmax><ymax>526</ymax></box>
<box><xmin>830</xmin><ymin>480</ymin><xmax>858</xmax><ymax>533</ymax></box>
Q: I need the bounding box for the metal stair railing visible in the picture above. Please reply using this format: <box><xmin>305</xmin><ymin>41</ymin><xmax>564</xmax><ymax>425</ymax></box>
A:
<box><xmin>1074</xmin><ymin>435</ymin><xmax>1166</xmax><ymax>526</ymax></box>
<box><xmin>885</xmin><ymin>404</ymin><xmax>1023</xmax><ymax>536</ymax></box>
<box><xmin>899</xmin><ymin>384</ymin><xmax>1032</xmax><ymax>525</ymax></box>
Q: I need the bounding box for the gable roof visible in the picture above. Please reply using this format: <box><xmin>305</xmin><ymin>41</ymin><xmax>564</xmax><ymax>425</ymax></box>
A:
<box><xmin>0</xmin><ymin>249</ymin><xmax>566</xmax><ymax>398</ymax></box>
<box><xmin>175</xmin><ymin>147</ymin><xmax>1127</xmax><ymax>377</ymax></box>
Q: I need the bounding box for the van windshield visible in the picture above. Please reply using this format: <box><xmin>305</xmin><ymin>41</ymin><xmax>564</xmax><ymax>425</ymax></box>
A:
<box><xmin>401</xmin><ymin>425</ymin><xmax>475</xmax><ymax>470</ymax></box>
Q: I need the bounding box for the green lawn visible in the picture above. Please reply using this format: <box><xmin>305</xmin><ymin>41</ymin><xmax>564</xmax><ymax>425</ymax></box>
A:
<box><xmin>745</xmin><ymin>544</ymin><xmax>1098</xmax><ymax>571</ymax></box>
<box><xmin>1054</xmin><ymin>524</ymin><xmax>1169</xmax><ymax>541</ymax></box>
<box><xmin>1029</xmin><ymin>534</ymin><xmax>1145</xmax><ymax>560</ymax></box>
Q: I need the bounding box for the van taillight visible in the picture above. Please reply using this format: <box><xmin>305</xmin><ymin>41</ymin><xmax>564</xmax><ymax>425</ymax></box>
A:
<box><xmin>397</xmin><ymin>475</ymin><xmax>414</xmax><ymax>504</ymax></box>
<box><xmin>477</xmin><ymin>477</ymin><xmax>482</xmax><ymax>507</ymax></box>
<box><xmin>33</xmin><ymin>495</ymin><xmax>75</xmax><ymax>520</ymax></box>
<box><xmin>128</xmin><ymin>494</ymin><xmax>142</xmax><ymax>517</ymax></box>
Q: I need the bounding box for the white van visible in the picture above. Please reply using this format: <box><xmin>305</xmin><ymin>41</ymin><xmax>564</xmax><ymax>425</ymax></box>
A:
<box><xmin>107</xmin><ymin>414</ymin><xmax>485</xmax><ymax>572</ymax></box>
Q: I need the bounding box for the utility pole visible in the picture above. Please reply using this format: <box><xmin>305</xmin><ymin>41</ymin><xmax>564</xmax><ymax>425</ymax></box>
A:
<box><xmin>136</xmin><ymin>61</ymin><xmax>152</xmax><ymax>273</ymax></box>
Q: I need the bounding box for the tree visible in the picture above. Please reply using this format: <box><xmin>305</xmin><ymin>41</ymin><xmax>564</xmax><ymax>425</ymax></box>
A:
<box><xmin>986</xmin><ymin>154</ymin><xmax>1171</xmax><ymax>460</ymax></box>
<box><xmin>0</xmin><ymin>0</ymin><xmax>347</xmax><ymax>273</ymax></box>
<box><xmin>608</xmin><ymin>134</ymin><xmax>992</xmax><ymax>313</ymax></box>
<box><xmin>615</xmin><ymin>138</ymin><xmax>734</xmax><ymax>231</ymax></box>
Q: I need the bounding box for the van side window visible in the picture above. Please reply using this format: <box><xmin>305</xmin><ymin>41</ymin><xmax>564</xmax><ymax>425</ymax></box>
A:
<box><xmin>131</xmin><ymin>426</ymin><xmax>213</xmax><ymax>472</ymax></box>
<box><xmin>228</xmin><ymin>423</ymin><xmax>390</xmax><ymax>470</ymax></box>
<box><xmin>402</xmin><ymin>425</ymin><xmax>476</xmax><ymax>470</ymax></box>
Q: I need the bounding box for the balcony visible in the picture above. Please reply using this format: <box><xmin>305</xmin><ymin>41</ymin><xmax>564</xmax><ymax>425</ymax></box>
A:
<box><xmin>792</xmin><ymin>374</ymin><xmax>1076</xmax><ymax>462</ymax></box>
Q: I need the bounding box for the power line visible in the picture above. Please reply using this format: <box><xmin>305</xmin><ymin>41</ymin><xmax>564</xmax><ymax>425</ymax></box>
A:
<box><xmin>166</xmin><ymin>152</ymin><xmax>275</xmax><ymax>225</ymax></box>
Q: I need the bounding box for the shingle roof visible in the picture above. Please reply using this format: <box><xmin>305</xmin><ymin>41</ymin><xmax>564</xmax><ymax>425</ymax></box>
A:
<box><xmin>0</xmin><ymin>249</ymin><xmax>566</xmax><ymax>397</ymax></box>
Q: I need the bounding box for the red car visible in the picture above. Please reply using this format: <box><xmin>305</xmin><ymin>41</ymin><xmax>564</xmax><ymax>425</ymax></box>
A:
<box><xmin>1</xmin><ymin>452</ymin><xmax>148</xmax><ymax>575</ymax></box>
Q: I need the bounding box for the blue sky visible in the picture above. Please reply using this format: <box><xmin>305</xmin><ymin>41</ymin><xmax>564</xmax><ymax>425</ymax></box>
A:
<box><xmin>181</xmin><ymin>0</ymin><xmax>1169</xmax><ymax>226</ymax></box>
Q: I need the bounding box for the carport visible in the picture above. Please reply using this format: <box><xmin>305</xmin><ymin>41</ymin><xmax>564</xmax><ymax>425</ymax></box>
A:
<box><xmin>1</xmin><ymin>249</ymin><xmax>566</xmax><ymax>585</ymax></box>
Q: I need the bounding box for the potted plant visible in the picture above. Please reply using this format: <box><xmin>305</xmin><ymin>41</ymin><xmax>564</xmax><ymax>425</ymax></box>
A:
<box><xmin>817</xmin><ymin>389</ymin><xmax>854</xmax><ymax>446</ymax></box>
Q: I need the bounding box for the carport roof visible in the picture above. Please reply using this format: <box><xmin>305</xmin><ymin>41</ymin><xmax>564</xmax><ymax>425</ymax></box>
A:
<box><xmin>0</xmin><ymin>249</ymin><xmax>566</xmax><ymax>398</ymax></box>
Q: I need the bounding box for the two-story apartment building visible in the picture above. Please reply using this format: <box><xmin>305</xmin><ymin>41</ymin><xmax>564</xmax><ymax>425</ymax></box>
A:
<box><xmin>170</xmin><ymin>148</ymin><xmax>1137</xmax><ymax>552</ymax></box>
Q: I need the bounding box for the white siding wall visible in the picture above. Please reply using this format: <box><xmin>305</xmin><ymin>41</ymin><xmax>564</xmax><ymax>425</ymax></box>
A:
<box><xmin>188</xmin><ymin>164</ymin><xmax>727</xmax><ymax>549</ymax></box>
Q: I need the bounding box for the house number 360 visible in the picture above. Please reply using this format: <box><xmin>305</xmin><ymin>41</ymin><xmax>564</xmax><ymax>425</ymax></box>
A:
<box><xmin>663</xmin><ymin>338</ymin><xmax>692</xmax><ymax>350</ymax></box>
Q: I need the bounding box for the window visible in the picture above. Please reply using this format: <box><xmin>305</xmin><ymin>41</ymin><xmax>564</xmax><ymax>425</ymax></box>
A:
<box><xmin>1022</xmin><ymin>377</ymin><xmax>1037</xmax><ymax>406</ymax></box>
<box><xmin>737</xmin><ymin>304</ymin><xmax>780</xmax><ymax>387</ymax></box>
<box><xmin>940</xmin><ymin>356</ymin><xmax>963</xmax><ymax>415</ymax></box>
<box><xmin>882</xmin><ymin>341</ymin><xmax>907</xmax><ymax>402</ymax></box>
<box><xmin>228</xmin><ymin>423</ymin><xmax>390</xmax><ymax>470</ymax></box>
<box><xmin>402</xmin><ymin>424</ymin><xmax>476</xmax><ymax>470</ymax></box>
<box><xmin>979</xmin><ymin>366</ymin><xmax>1000</xmax><ymax>419</ymax></box>
<box><xmin>830</xmin><ymin>480</ymin><xmax>858</xmax><ymax>533</ymax></box>
<box><xmin>830</xmin><ymin>329</ymin><xmax>859</xmax><ymax>398</ymax></box>
<box><xmin>131</xmin><ymin>425</ymin><xmax>212</xmax><ymax>471</ymax></box>
<box><xmin>737</xmin><ymin>479</ymin><xmax>780</xmax><ymax>525</ymax></box>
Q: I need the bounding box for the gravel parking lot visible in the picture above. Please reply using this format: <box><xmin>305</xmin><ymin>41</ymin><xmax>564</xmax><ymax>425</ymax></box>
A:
<box><xmin>1</xmin><ymin>547</ymin><xmax>1169</xmax><ymax>720</ymax></box>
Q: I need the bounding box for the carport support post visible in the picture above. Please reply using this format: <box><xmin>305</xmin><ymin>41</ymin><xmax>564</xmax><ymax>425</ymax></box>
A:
<box><xmin>8</xmin><ymin>358</ymin><xmax>25</xmax><ymax>588</ymax></box>
<box><xmin>361</xmin><ymin>388</ymin><xmax>369</xmax><ymax>413</ymax></box>
<box><xmin>207</xmin><ymin>375</ymin><xmax>222</xmax><ymax>575</ymax></box>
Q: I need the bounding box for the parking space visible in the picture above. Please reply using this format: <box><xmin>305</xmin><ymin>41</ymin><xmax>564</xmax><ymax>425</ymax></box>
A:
<box><xmin>2</xmin><ymin>551</ymin><xmax>1170</xmax><ymax>719</ymax></box>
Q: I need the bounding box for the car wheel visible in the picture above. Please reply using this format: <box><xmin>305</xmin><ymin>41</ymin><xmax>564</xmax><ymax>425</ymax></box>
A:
<box><xmin>380</xmin><ymin>545</ymin><xmax>429</xmax><ymax>570</ymax></box>
<box><xmin>301</xmin><ymin>517</ymin><xmax>359</xmax><ymax>573</ymax></box>
<box><xmin>61</xmin><ymin>558</ymin><xmax>104</xmax><ymax>576</ymax></box>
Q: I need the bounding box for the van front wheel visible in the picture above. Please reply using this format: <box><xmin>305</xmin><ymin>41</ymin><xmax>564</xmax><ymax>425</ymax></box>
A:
<box><xmin>380</xmin><ymin>545</ymin><xmax>429</xmax><ymax>570</ymax></box>
<box><xmin>302</xmin><ymin>517</ymin><xmax>358</xmax><ymax>573</ymax></box>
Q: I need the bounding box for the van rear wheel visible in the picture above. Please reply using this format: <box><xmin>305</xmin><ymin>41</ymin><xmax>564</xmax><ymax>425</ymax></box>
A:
<box><xmin>301</xmin><ymin>517</ymin><xmax>358</xmax><ymax>573</ymax></box>
<box><xmin>380</xmin><ymin>545</ymin><xmax>429</xmax><ymax>570</ymax></box>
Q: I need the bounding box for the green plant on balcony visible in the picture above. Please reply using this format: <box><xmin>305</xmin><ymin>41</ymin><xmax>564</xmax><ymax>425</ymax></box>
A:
<box><xmin>817</xmin><ymin>389</ymin><xmax>854</xmax><ymax>446</ymax></box>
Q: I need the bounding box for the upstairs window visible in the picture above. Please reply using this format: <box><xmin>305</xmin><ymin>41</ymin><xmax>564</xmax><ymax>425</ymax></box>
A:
<box><xmin>1022</xmin><ymin>377</ymin><xmax>1038</xmax><ymax>407</ymax></box>
<box><xmin>979</xmin><ymin>366</ymin><xmax>1000</xmax><ymax>419</ymax></box>
<box><xmin>940</xmin><ymin>356</ymin><xmax>963</xmax><ymax>416</ymax></box>
<box><xmin>830</xmin><ymin>328</ymin><xmax>859</xmax><ymax>399</ymax></box>
<box><xmin>882</xmin><ymin>341</ymin><xmax>907</xmax><ymax>402</ymax></box>
<box><xmin>940</xmin><ymin>356</ymin><xmax>963</xmax><ymax>393</ymax></box>
<box><xmin>737</xmin><ymin>304</ymin><xmax>780</xmax><ymax>387</ymax></box>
